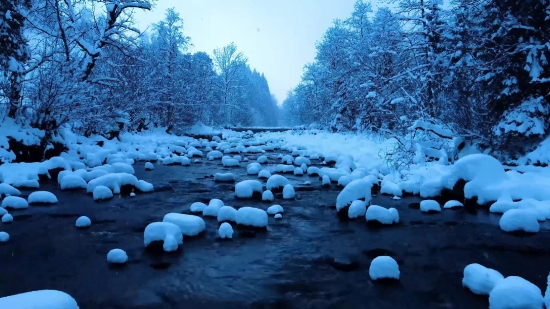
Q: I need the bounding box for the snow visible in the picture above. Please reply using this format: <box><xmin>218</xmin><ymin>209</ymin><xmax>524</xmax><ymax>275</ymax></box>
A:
<box><xmin>499</xmin><ymin>209</ymin><xmax>540</xmax><ymax>233</ymax></box>
<box><xmin>217</xmin><ymin>206</ymin><xmax>238</xmax><ymax>222</ymax></box>
<box><xmin>28</xmin><ymin>191</ymin><xmax>58</xmax><ymax>204</ymax></box>
<box><xmin>274</xmin><ymin>213</ymin><xmax>282</xmax><ymax>219</ymax></box>
<box><xmin>0</xmin><ymin>183</ymin><xmax>21</xmax><ymax>196</ymax></box>
<box><xmin>257</xmin><ymin>155</ymin><xmax>268</xmax><ymax>163</ymax></box>
<box><xmin>267</xmin><ymin>204</ymin><xmax>284</xmax><ymax>215</ymax></box>
<box><xmin>0</xmin><ymin>208</ymin><xmax>7</xmax><ymax>216</ymax></box>
<box><xmin>336</xmin><ymin>178</ymin><xmax>374</xmax><ymax>211</ymax></box>
<box><xmin>1</xmin><ymin>196</ymin><xmax>29</xmax><ymax>209</ymax></box>
<box><xmin>75</xmin><ymin>216</ymin><xmax>91</xmax><ymax>228</ymax></box>
<box><xmin>348</xmin><ymin>200</ymin><xmax>367</xmax><ymax>218</ymax></box>
<box><xmin>2</xmin><ymin>214</ymin><xmax>13</xmax><ymax>223</ymax></box>
<box><xmin>214</xmin><ymin>173</ymin><xmax>235</xmax><ymax>182</ymax></box>
<box><xmin>107</xmin><ymin>249</ymin><xmax>128</xmax><ymax>264</ymax></box>
<box><xmin>112</xmin><ymin>162</ymin><xmax>135</xmax><ymax>174</ymax></box>
<box><xmin>87</xmin><ymin>173</ymin><xmax>138</xmax><ymax>194</ymax></box>
<box><xmin>222</xmin><ymin>157</ymin><xmax>240</xmax><ymax>167</ymax></box>
<box><xmin>136</xmin><ymin>180</ymin><xmax>154</xmax><ymax>192</ymax></box>
<box><xmin>283</xmin><ymin>184</ymin><xmax>295</xmax><ymax>199</ymax></box>
<box><xmin>369</xmin><ymin>256</ymin><xmax>400</xmax><ymax>280</ymax></box>
<box><xmin>489</xmin><ymin>276</ymin><xmax>543</xmax><ymax>309</ymax></box>
<box><xmin>545</xmin><ymin>273</ymin><xmax>550</xmax><ymax>309</ymax></box>
<box><xmin>236</xmin><ymin>207</ymin><xmax>268</xmax><ymax>228</ymax></box>
<box><xmin>420</xmin><ymin>200</ymin><xmax>441</xmax><ymax>213</ymax></box>
<box><xmin>0</xmin><ymin>290</ymin><xmax>80</xmax><ymax>309</ymax></box>
<box><xmin>190</xmin><ymin>202</ymin><xmax>207</xmax><ymax>213</ymax></box>
<box><xmin>294</xmin><ymin>157</ymin><xmax>311</xmax><ymax>165</ymax></box>
<box><xmin>266</xmin><ymin>174</ymin><xmax>290</xmax><ymax>191</ymax></box>
<box><xmin>93</xmin><ymin>186</ymin><xmax>113</xmax><ymax>201</ymax></box>
<box><xmin>59</xmin><ymin>175</ymin><xmax>87</xmax><ymax>190</ymax></box>
<box><xmin>293</xmin><ymin>167</ymin><xmax>303</xmax><ymax>175</ymax></box>
<box><xmin>258</xmin><ymin>169</ymin><xmax>272</xmax><ymax>179</ymax></box>
<box><xmin>462</xmin><ymin>263</ymin><xmax>504</xmax><ymax>295</ymax></box>
<box><xmin>218</xmin><ymin>222</ymin><xmax>234</xmax><ymax>239</ymax></box>
<box><xmin>144</xmin><ymin>162</ymin><xmax>154</xmax><ymax>170</ymax></box>
<box><xmin>366</xmin><ymin>205</ymin><xmax>399</xmax><ymax>225</ymax></box>
<box><xmin>235</xmin><ymin>180</ymin><xmax>263</xmax><ymax>198</ymax></box>
<box><xmin>247</xmin><ymin>162</ymin><xmax>262</xmax><ymax>175</ymax></box>
<box><xmin>262</xmin><ymin>190</ymin><xmax>274</xmax><ymax>201</ymax></box>
<box><xmin>207</xmin><ymin>150</ymin><xmax>223</xmax><ymax>159</ymax></box>
<box><xmin>143</xmin><ymin>222</ymin><xmax>183</xmax><ymax>252</ymax></box>
<box><xmin>322</xmin><ymin>175</ymin><xmax>331</xmax><ymax>186</ymax></box>
<box><xmin>444</xmin><ymin>200</ymin><xmax>464</xmax><ymax>209</ymax></box>
<box><xmin>0</xmin><ymin>231</ymin><xmax>9</xmax><ymax>242</ymax></box>
<box><xmin>203</xmin><ymin>199</ymin><xmax>225</xmax><ymax>217</ymax></box>
<box><xmin>162</xmin><ymin>213</ymin><xmax>205</xmax><ymax>237</ymax></box>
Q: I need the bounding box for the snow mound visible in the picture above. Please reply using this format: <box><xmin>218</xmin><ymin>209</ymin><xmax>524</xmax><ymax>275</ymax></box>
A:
<box><xmin>236</xmin><ymin>207</ymin><xmax>268</xmax><ymax>228</ymax></box>
<box><xmin>462</xmin><ymin>263</ymin><xmax>504</xmax><ymax>295</ymax></box>
<box><xmin>0</xmin><ymin>208</ymin><xmax>7</xmax><ymax>215</ymax></box>
<box><xmin>258</xmin><ymin>169</ymin><xmax>271</xmax><ymax>179</ymax></box>
<box><xmin>144</xmin><ymin>162</ymin><xmax>154</xmax><ymax>170</ymax></box>
<box><xmin>257</xmin><ymin>155</ymin><xmax>268</xmax><ymax>163</ymax></box>
<box><xmin>214</xmin><ymin>173</ymin><xmax>235</xmax><ymax>182</ymax></box>
<box><xmin>218</xmin><ymin>222</ymin><xmax>234</xmax><ymax>239</ymax></box>
<box><xmin>107</xmin><ymin>249</ymin><xmax>128</xmax><ymax>264</ymax></box>
<box><xmin>267</xmin><ymin>204</ymin><xmax>284</xmax><ymax>215</ymax></box>
<box><xmin>59</xmin><ymin>175</ymin><xmax>87</xmax><ymax>190</ymax></box>
<box><xmin>266</xmin><ymin>175</ymin><xmax>290</xmax><ymax>191</ymax></box>
<box><xmin>348</xmin><ymin>200</ymin><xmax>367</xmax><ymax>219</ymax></box>
<box><xmin>283</xmin><ymin>184</ymin><xmax>295</xmax><ymax>199</ymax></box>
<box><xmin>2</xmin><ymin>214</ymin><xmax>13</xmax><ymax>223</ymax></box>
<box><xmin>293</xmin><ymin>167</ymin><xmax>303</xmax><ymax>176</ymax></box>
<box><xmin>0</xmin><ymin>290</ymin><xmax>80</xmax><ymax>309</ymax></box>
<box><xmin>222</xmin><ymin>157</ymin><xmax>240</xmax><ymax>167</ymax></box>
<box><xmin>190</xmin><ymin>202</ymin><xmax>207</xmax><ymax>213</ymax></box>
<box><xmin>207</xmin><ymin>150</ymin><xmax>223</xmax><ymax>159</ymax></box>
<box><xmin>87</xmin><ymin>173</ymin><xmax>138</xmax><ymax>194</ymax></box>
<box><xmin>294</xmin><ymin>157</ymin><xmax>311</xmax><ymax>165</ymax></box>
<box><xmin>0</xmin><ymin>231</ymin><xmax>9</xmax><ymax>242</ymax></box>
<box><xmin>322</xmin><ymin>175</ymin><xmax>331</xmax><ymax>186</ymax></box>
<box><xmin>235</xmin><ymin>180</ymin><xmax>263</xmax><ymax>198</ymax></box>
<box><xmin>143</xmin><ymin>222</ymin><xmax>183</xmax><ymax>252</ymax></box>
<box><xmin>369</xmin><ymin>256</ymin><xmax>400</xmax><ymax>280</ymax></box>
<box><xmin>420</xmin><ymin>200</ymin><xmax>441</xmax><ymax>213</ymax></box>
<box><xmin>0</xmin><ymin>183</ymin><xmax>21</xmax><ymax>196</ymax></box>
<box><xmin>489</xmin><ymin>276</ymin><xmax>543</xmax><ymax>309</ymax></box>
<box><xmin>112</xmin><ymin>162</ymin><xmax>135</xmax><ymax>174</ymax></box>
<box><xmin>93</xmin><ymin>186</ymin><xmax>113</xmax><ymax>201</ymax></box>
<box><xmin>262</xmin><ymin>190</ymin><xmax>274</xmax><ymax>201</ymax></box>
<box><xmin>28</xmin><ymin>191</ymin><xmax>58</xmax><ymax>204</ymax></box>
<box><xmin>274</xmin><ymin>164</ymin><xmax>295</xmax><ymax>173</ymax></box>
<box><xmin>203</xmin><ymin>199</ymin><xmax>225</xmax><ymax>217</ymax></box>
<box><xmin>444</xmin><ymin>200</ymin><xmax>464</xmax><ymax>209</ymax></box>
<box><xmin>1</xmin><ymin>196</ymin><xmax>28</xmax><ymax>209</ymax></box>
<box><xmin>499</xmin><ymin>209</ymin><xmax>540</xmax><ymax>233</ymax></box>
<box><xmin>163</xmin><ymin>213</ymin><xmax>205</xmax><ymax>237</ymax></box>
<box><xmin>247</xmin><ymin>163</ymin><xmax>262</xmax><ymax>175</ymax></box>
<box><xmin>217</xmin><ymin>206</ymin><xmax>238</xmax><ymax>222</ymax></box>
<box><xmin>366</xmin><ymin>205</ymin><xmax>399</xmax><ymax>225</ymax></box>
<box><xmin>274</xmin><ymin>213</ymin><xmax>282</xmax><ymax>219</ymax></box>
<box><xmin>336</xmin><ymin>178</ymin><xmax>374</xmax><ymax>211</ymax></box>
<box><xmin>75</xmin><ymin>216</ymin><xmax>91</xmax><ymax>228</ymax></box>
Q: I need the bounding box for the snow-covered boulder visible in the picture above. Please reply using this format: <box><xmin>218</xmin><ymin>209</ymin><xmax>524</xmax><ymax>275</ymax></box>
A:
<box><xmin>366</xmin><ymin>205</ymin><xmax>399</xmax><ymax>225</ymax></box>
<box><xmin>336</xmin><ymin>178</ymin><xmax>373</xmax><ymax>212</ymax></box>
<box><xmin>2</xmin><ymin>214</ymin><xmax>13</xmax><ymax>223</ymax></box>
<box><xmin>203</xmin><ymin>199</ymin><xmax>224</xmax><ymax>217</ymax></box>
<box><xmin>0</xmin><ymin>183</ymin><xmax>21</xmax><ymax>196</ymax></box>
<box><xmin>144</xmin><ymin>162</ymin><xmax>154</xmax><ymax>170</ymax></box>
<box><xmin>0</xmin><ymin>208</ymin><xmax>7</xmax><ymax>216</ymax></box>
<box><xmin>307</xmin><ymin>166</ymin><xmax>320</xmax><ymax>176</ymax></box>
<box><xmin>75</xmin><ymin>216</ymin><xmax>91</xmax><ymax>228</ymax></box>
<box><xmin>262</xmin><ymin>190</ymin><xmax>274</xmax><ymax>202</ymax></box>
<box><xmin>281</xmin><ymin>155</ymin><xmax>294</xmax><ymax>164</ymax></box>
<box><xmin>59</xmin><ymin>175</ymin><xmax>87</xmax><ymax>190</ymax></box>
<box><xmin>369</xmin><ymin>256</ymin><xmax>400</xmax><ymax>280</ymax></box>
<box><xmin>462</xmin><ymin>263</ymin><xmax>504</xmax><ymax>295</ymax></box>
<box><xmin>274</xmin><ymin>213</ymin><xmax>282</xmax><ymax>219</ymax></box>
<box><xmin>267</xmin><ymin>204</ymin><xmax>284</xmax><ymax>215</ymax></box>
<box><xmin>294</xmin><ymin>157</ymin><xmax>311</xmax><ymax>166</ymax></box>
<box><xmin>247</xmin><ymin>163</ymin><xmax>262</xmax><ymax>175</ymax></box>
<box><xmin>214</xmin><ymin>173</ymin><xmax>235</xmax><ymax>182</ymax></box>
<box><xmin>143</xmin><ymin>222</ymin><xmax>183</xmax><ymax>252</ymax></box>
<box><xmin>136</xmin><ymin>180</ymin><xmax>154</xmax><ymax>193</ymax></box>
<box><xmin>274</xmin><ymin>164</ymin><xmax>295</xmax><ymax>173</ymax></box>
<box><xmin>338</xmin><ymin>175</ymin><xmax>353</xmax><ymax>187</ymax></box>
<box><xmin>217</xmin><ymin>206</ymin><xmax>237</xmax><ymax>223</ymax></box>
<box><xmin>107</xmin><ymin>249</ymin><xmax>128</xmax><ymax>264</ymax></box>
<box><xmin>163</xmin><ymin>213</ymin><xmax>205</xmax><ymax>237</ymax></box>
<box><xmin>420</xmin><ymin>200</ymin><xmax>441</xmax><ymax>213</ymax></box>
<box><xmin>93</xmin><ymin>185</ymin><xmax>113</xmax><ymax>201</ymax></box>
<box><xmin>87</xmin><ymin>173</ymin><xmax>138</xmax><ymax>195</ymax></box>
<box><xmin>348</xmin><ymin>200</ymin><xmax>367</xmax><ymax>219</ymax></box>
<box><xmin>0</xmin><ymin>290</ymin><xmax>80</xmax><ymax>309</ymax></box>
<box><xmin>1</xmin><ymin>196</ymin><xmax>28</xmax><ymax>209</ymax></box>
<box><xmin>489</xmin><ymin>276</ymin><xmax>543</xmax><ymax>309</ymax></box>
<box><xmin>207</xmin><ymin>150</ymin><xmax>223</xmax><ymax>159</ymax></box>
<box><xmin>499</xmin><ymin>209</ymin><xmax>540</xmax><ymax>233</ymax></box>
<box><xmin>112</xmin><ymin>162</ymin><xmax>135</xmax><ymax>174</ymax></box>
<box><xmin>28</xmin><ymin>191</ymin><xmax>57</xmax><ymax>204</ymax></box>
<box><xmin>0</xmin><ymin>231</ymin><xmax>9</xmax><ymax>242</ymax></box>
<box><xmin>236</xmin><ymin>207</ymin><xmax>268</xmax><ymax>228</ymax></box>
<box><xmin>235</xmin><ymin>180</ymin><xmax>263</xmax><ymax>199</ymax></box>
<box><xmin>218</xmin><ymin>222</ymin><xmax>234</xmax><ymax>239</ymax></box>
<box><xmin>222</xmin><ymin>157</ymin><xmax>240</xmax><ymax>167</ymax></box>
<box><xmin>190</xmin><ymin>202</ymin><xmax>207</xmax><ymax>213</ymax></box>
<box><xmin>322</xmin><ymin>175</ymin><xmax>331</xmax><ymax>187</ymax></box>
<box><xmin>293</xmin><ymin>167</ymin><xmax>303</xmax><ymax>176</ymax></box>
<box><xmin>257</xmin><ymin>155</ymin><xmax>268</xmax><ymax>164</ymax></box>
<box><xmin>266</xmin><ymin>175</ymin><xmax>290</xmax><ymax>191</ymax></box>
<box><xmin>258</xmin><ymin>169</ymin><xmax>271</xmax><ymax>179</ymax></box>
<box><xmin>444</xmin><ymin>200</ymin><xmax>464</xmax><ymax>209</ymax></box>
<box><xmin>283</xmin><ymin>184</ymin><xmax>295</xmax><ymax>199</ymax></box>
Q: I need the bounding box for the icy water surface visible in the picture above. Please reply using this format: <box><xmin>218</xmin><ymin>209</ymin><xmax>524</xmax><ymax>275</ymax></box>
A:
<box><xmin>1</xmin><ymin>152</ymin><xmax>549</xmax><ymax>309</ymax></box>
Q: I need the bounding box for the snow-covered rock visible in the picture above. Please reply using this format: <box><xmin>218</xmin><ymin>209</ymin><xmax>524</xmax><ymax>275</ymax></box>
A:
<box><xmin>28</xmin><ymin>191</ymin><xmax>58</xmax><ymax>204</ymax></box>
<box><xmin>214</xmin><ymin>173</ymin><xmax>235</xmax><ymax>182</ymax></box>
<box><xmin>144</xmin><ymin>162</ymin><xmax>154</xmax><ymax>170</ymax></box>
<box><xmin>222</xmin><ymin>157</ymin><xmax>240</xmax><ymax>167</ymax></box>
<box><xmin>294</xmin><ymin>157</ymin><xmax>311</xmax><ymax>166</ymax></box>
<box><xmin>218</xmin><ymin>222</ymin><xmax>234</xmax><ymax>239</ymax></box>
<box><xmin>293</xmin><ymin>167</ymin><xmax>303</xmax><ymax>176</ymax></box>
<box><xmin>336</xmin><ymin>178</ymin><xmax>374</xmax><ymax>212</ymax></box>
<box><xmin>366</xmin><ymin>205</ymin><xmax>399</xmax><ymax>225</ymax></box>
<box><xmin>338</xmin><ymin>175</ymin><xmax>353</xmax><ymax>187</ymax></box>
<box><xmin>107</xmin><ymin>249</ymin><xmax>128</xmax><ymax>264</ymax></box>
<box><xmin>235</xmin><ymin>180</ymin><xmax>263</xmax><ymax>198</ymax></box>
<box><xmin>420</xmin><ymin>200</ymin><xmax>441</xmax><ymax>213</ymax></box>
<box><xmin>462</xmin><ymin>263</ymin><xmax>504</xmax><ymax>295</ymax></box>
<box><xmin>489</xmin><ymin>276</ymin><xmax>543</xmax><ymax>309</ymax></box>
<box><xmin>322</xmin><ymin>175</ymin><xmax>331</xmax><ymax>186</ymax></box>
<box><xmin>203</xmin><ymin>199</ymin><xmax>224</xmax><ymax>217</ymax></box>
<box><xmin>2</xmin><ymin>214</ymin><xmax>13</xmax><ymax>223</ymax></box>
<box><xmin>348</xmin><ymin>200</ymin><xmax>367</xmax><ymax>219</ymax></box>
<box><xmin>0</xmin><ymin>208</ymin><xmax>7</xmax><ymax>216</ymax></box>
<box><xmin>112</xmin><ymin>162</ymin><xmax>135</xmax><ymax>174</ymax></box>
<box><xmin>307</xmin><ymin>166</ymin><xmax>320</xmax><ymax>176</ymax></box>
<box><xmin>266</xmin><ymin>174</ymin><xmax>290</xmax><ymax>191</ymax></box>
<box><xmin>369</xmin><ymin>256</ymin><xmax>400</xmax><ymax>280</ymax></box>
<box><xmin>1</xmin><ymin>196</ymin><xmax>28</xmax><ymax>209</ymax></box>
<box><xmin>258</xmin><ymin>169</ymin><xmax>271</xmax><ymax>179</ymax></box>
<box><xmin>190</xmin><ymin>202</ymin><xmax>207</xmax><ymax>213</ymax></box>
<box><xmin>207</xmin><ymin>150</ymin><xmax>223</xmax><ymax>159</ymax></box>
<box><xmin>262</xmin><ymin>190</ymin><xmax>274</xmax><ymax>202</ymax></box>
<box><xmin>0</xmin><ymin>231</ymin><xmax>9</xmax><ymax>242</ymax></box>
<box><xmin>217</xmin><ymin>206</ymin><xmax>237</xmax><ymax>222</ymax></box>
<box><xmin>267</xmin><ymin>204</ymin><xmax>284</xmax><ymax>215</ymax></box>
<box><xmin>274</xmin><ymin>213</ymin><xmax>282</xmax><ymax>219</ymax></box>
<box><xmin>87</xmin><ymin>173</ymin><xmax>138</xmax><ymax>195</ymax></box>
<box><xmin>0</xmin><ymin>290</ymin><xmax>80</xmax><ymax>309</ymax></box>
<box><xmin>0</xmin><ymin>183</ymin><xmax>21</xmax><ymax>196</ymax></box>
<box><xmin>247</xmin><ymin>163</ymin><xmax>262</xmax><ymax>175</ymax></box>
<box><xmin>59</xmin><ymin>175</ymin><xmax>87</xmax><ymax>190</ymax></box>
<box><xmin>444</xmin><ymin>200</ymin><xmax>464</xmax><ymax>209</ymax></box>
<box><xmin>93</xmin><ymin>185</ymin><xmax>113</xmax><ymax>201</ymax></box>
<box><xmin>273</xmin><ymin>164</ymin><xmax>295</xmax><ymax>173</ymax></box>
<box><xmin>499</xmin><ymin>209</ymin><xmax>540</xmax><ymax>233</ymax></box>
<box><xmin>282</xmin><ymin>184</ymin><xmax>295</xmax><ymax>199</ymax></box>
<box><xmin>236</xmin><ymin>207</ymin><xmax>268</xmax><ymax>228</ymax></box>
<box><xmin>75</xmin><ymin>216</ymin><xmax>91</xmax><ymax>228</ymax></box>
<box><xmin>163</xmin><ymin>213</ymin><xmax>205</xmax><ymax>237</ymax></box>
<box><xmin>257</xmin><ymin>155</ymin><xmax>268</xmax><ymax>163</ymax></box>
<box><xmin>136</xmin><ymin>180</ymin><xmax>154</xmax><ymax>193</ymax></box>
<box><xmin>143</xmin><ymin>222</ymin><xmax>183</xmax><ymax>252</ymax></box>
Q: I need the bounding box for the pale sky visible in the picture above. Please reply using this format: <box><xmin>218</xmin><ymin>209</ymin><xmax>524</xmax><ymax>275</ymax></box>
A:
<box><xmin>134</xmin><ymin>0</ymin><xmax>359</xmax><ymax>104</ymax></box>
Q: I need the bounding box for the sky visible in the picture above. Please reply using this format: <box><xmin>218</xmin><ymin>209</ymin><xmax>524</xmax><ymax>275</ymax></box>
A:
<box><xmin>134</xmin><ymin>0</ymin><xmax>359</xmax><ymax>104</ymax></box>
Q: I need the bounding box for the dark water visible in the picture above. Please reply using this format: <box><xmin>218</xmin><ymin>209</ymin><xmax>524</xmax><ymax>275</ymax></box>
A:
<box><xmin>1</xmin><ymin>152</ymin><xmax>549</xmax><ymax>309</ymax></box>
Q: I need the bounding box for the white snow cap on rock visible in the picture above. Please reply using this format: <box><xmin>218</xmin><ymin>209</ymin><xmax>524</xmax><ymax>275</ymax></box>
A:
<box><xmin>0</xmin><ymin>231</ymin><xmax>9</xmax><ymax>242</ymax></box>
<box><xmin>28</xmin><ymin>191</ymin><xmax>58</xmax><ymax>204</ymax></box>
<box><xmin>499</xmin><ymin>209</ymin><xmax>540</xmax><ymax>233</ymax></box>
<box><xmin>0</xmin><ymin>208</ymin><xmax>7</xmax><ymax>216</ymax></box>
<box><xmin>257</xmin><ymin>155</ymin><xmax>268</xmax><ymax>163</ymax></box>
<box><xmin>143</xmin><ymin>222</ymin><xmax>183</xmax><ymax>252</ymax></box>
<box><xmin>274</xmin><ymin>213</ymin><xmax>282</xmax><ymax>219</ymax></box>
<box><xmin>107</xmin><ymin>249</ymin><xmax>128</xmax><ymax>264</ymax></box>
<box><xmin>218</xmin><ymin>222</ymin><xmax>234</xmax><ymax>239</ymax></box>
<box><xmin>235</xmin><ymin>180</ymin><xmax>263</xmax><ymax>198</ymax></box>
<box><xmin>0</xmin><ymin>290</ymin><xmax>80</xmax><ymax>309</ymax></box>
<box><xmin>87</xmin><ymin>173</ymin><xmax>138</xmax><ymax>194</ymax></box>
<box><xmin>236</xmin><ymin>207</ymin><xmax>268</xmax><ymax>228</ymax></box>
<box><xmin>267</xmin><ymin>204</ymin><xmax>284</xmax><ymax>215</ymax></box>
<box><xmin>214</xmin><ymin>173</ymin><xmax>235</xmax><ymax>182</ymax></box>
<box><xmin>258</xmin><ymin>169</ymin><xmax>271</xmax><ymax>179</ymax></box>
<box><xmin>1</xmin><ymin>196</ymin><xmax>28</xmax><ymax>209</ymax></box>
<box><xmin>247</xmin><ymin>163</ymin><xmax>262</xmax><ymax>175</ymax></box>
<box><xmin>203</xmin><ymin>199</ymin><xmax>225</xmax><ymax>217</ymax></box>
<box><xmin>336</xmin><ymin>178</ymin><xmax>374</xmax><ymax>211</ymax></box>
<box><xmin>217</xmin><ymin>206</ymin><xmax>238</xmax><ymax>222</ymax></box>
<box><xmin>444</xmin><ymin>200</ymin><xmax>464</xmax><ymax>209</ymax></box>
<box><xmin>489</xmin><ymin>276</ymin><xmax>543</xmax><ymax>309</ymax></box>
<box><xmin>75</xmin><ymin>216</ymin><xmax>91</xmax><ymax>228</ymax></box>
<box><xmin>420</xmin><ymin>200</ymin><xmax>441</xmax><ymax>213</ymax></box>
<box><xmin>366</xmin><ymin>205</ymin><xmax>399</xmax><ymax>224</ymax></box>
<box><xmin>59</xmin><ymin>175</ymin><xmax>87</xmax><ymax>190</ymax></box>
<box><xmin>283</xmin><ymin>184</ymin><xmax>295</xmax><ymax>199</ymax></box>
<box><xmin>348</xmin><ymin>200</ymin><xmax>367</xmax><ymax>219</ymax></box>
<box><xmin>322</xmin><ymin>175</ymin><xmax>331</xmax><ymax>186</ymax></box>
<box><xmin>0</xmin><ymin>183</ymin><xmax>21</xmax><ymax>196</ymax></box>
<box><xmin>144</xmin><ymin>162</ymin><xmax>154</xmax><ymax>170</ymax></box>
<box><xmin>2</xmin><ymin>214</ymin><xmax>13</xmax><ymax>223</ymax></box>
<box><xmin>262</xmin><ymin>190</ymin><xmax>274</xmax><ymax>202</ymax></box>
<box><xmin>266</xmin><ymin>174</ymin><xmax>290</xmax><ymax>191</ymax></box>
<box><xmin>369</xmin><ymin>256</ymin><xmax>400</xmax><ymax>280</ymax></box>
<box><xmin>545</xmin><ymin>273</ymin><xmax>550</xmax><ymax>309</ymax></box>
<box><xmin>462</xmin><ymin>263</ymin><xmax>504</xmax><ymax>295</ymax></box>
<box><xmin>293</xmin><ymin>167</ymin><xmax>303</xmax><ymax>176</ymax></box>
<box><xmin>163</xmin><ymin>213</ymin><xmax>205</xmax><ymax>237</ymax></box>
<box><xmin>190</xmin><ymin>202</ymin><xmax>207</xmax><ymax>213</ymax></box>
<box><xmin>93</xmin><ymin>186</ymin><xmax>113</xmax><ymax>201</ymax></box>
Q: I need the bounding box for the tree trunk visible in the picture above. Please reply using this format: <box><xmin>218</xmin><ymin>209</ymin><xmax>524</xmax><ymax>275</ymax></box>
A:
<box><xmin>8</xmin><ymin>71</ymin><xmax>22</xmax><ymax>118</ymax></box>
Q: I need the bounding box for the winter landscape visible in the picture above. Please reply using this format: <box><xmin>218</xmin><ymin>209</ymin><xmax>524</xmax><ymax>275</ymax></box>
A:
<box><xmin>1</xmin><ymin>0</ymin><xmax>550</xmax><ymax>308</ymax></box>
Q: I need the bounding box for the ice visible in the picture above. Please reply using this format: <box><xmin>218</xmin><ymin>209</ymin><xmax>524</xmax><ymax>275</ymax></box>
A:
<box><xmin>258</xmin><ymin>169</ymin><xmax>272</xmax><ymax>179</ymax></box>
<box><xmin>266</xmin><ymin>174</ymin><xmax>290</xmax><ymax>191</ymax></box>
<box><xmin>190</xmin><ymin>202</ymin><xmax>207</xmax><ymax>213</ymax></box>
<box><xmin>1</xmin><ymin>196</ymin><xmax>29</xmax><ymax>209</ymax></box>
<box><xmin>2</xmin><ymin>214</ymin><xmax>13</xmax><ymax>223</ymax></box>
<box><xmin>348</xmin><ymin>200</ymin><xmax>367</xmax><ymax>218</ymax></box>
<box><xmin>162</xmin><ymin>213</ymin><xmax>205</xmax><ymax>237</ymax></box>
<box><xmin>420</xmin><ymin>200</ymin><xmax>441</xmax><ymax>212</ymax></box>
<box><xmin>499</xmin><ymin>209</ymin><xmax>540</xmax><ymax>233</ymax></box>
<box><xmin>28</xmin><ymin>191</ymin><xmax>58</xmax><ymax>204</ymax></box>
<box><xmin>107</xmin><ymin>249</ymin><xmax>128</xmax><ymax>264</ymax></box>
<box><xmin>93</xmin><ymin>186</ymin><xmax>113</xmax><ymax>201</ymax></box>
<box><xmin>59</xmin><ymin>175</ymin><xmax>87</xmax><ymax>190</ymax></box>
<box><xmin>143</xmin><ymin>222</ymin><xmax>183</xmax><ymax>252</ymax></box>
<box><xmin>444</xmin><ymin>200</ymin><xmax>464</xmax><ymax>209</ymax></box>
<box><xmin>235</xmin><ymin>180</ymin><xmax>263</xmax><ymax>198</ymax></box>
<box><xmin>144</xmin><ymin>162</ymin><xmax>154</xmax><ymax>170</ymax></box>
<box><xmin>236</xmin><ymin>207</ymin><xmax>268</xmax><ymax>228</ymax></box>
<box><xmin>462</xmin><ymin>263</ymin><xmax>504</xmax><ymax>295</ymax></box>
<box><xmin>75</xmin><ymin>216</ymin><xmax>91</xmax><ymax>228</ymax></box>
<box><xmin>218</xmin><ymin>222</ymin><xmax>234</xmax><ymax>239</ymax></box>
<box><xmin>0</xmin><ymin>290</ymin><xmax>80</xmax><ymax>309</ymax></box>
<box><xmin>267</xmin><ymin>204</ymin><xmax>284</xmax><ymax>215</ymax></box>
<box><xmin>366</xmin><ymin>205</ymin><xmax>399</xmax><ymax>224</ymax></box>
<box><xmin>0</xmin><ymin>231</ymin><xmax>9</xmax><ymax>242</ymax></box>
<box><xmin>262</xmin><ymin>190</ymin><xmax>274</xmax><ymax>201</ymax></box>
<box><xmin>214</xmin><ymin>173</ymin><xmax>235</xmax><ymax>182</ymax></box>
<box><xmin>283</xmin><ymin>184</ymin><xmax>295</xmax><ymax>199</ymax></box>
<box><xmin>369</xmin><ymin>256</ymin><xmax>400</xmax><ymax>280</ymax></box>
<box><xmin>217</xmin><ymin>206</ymin><xmax>238</xmax><ymax>222</ymax></box>
<box><xmin>336</xmin><ymin>178</ymin><xmax>374</xmax><ymax>211</ymax></box>
<box><xmin>489</xmin><ymin>276</ymin><xmax>543</xmax><ymax>309</ymax></box>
